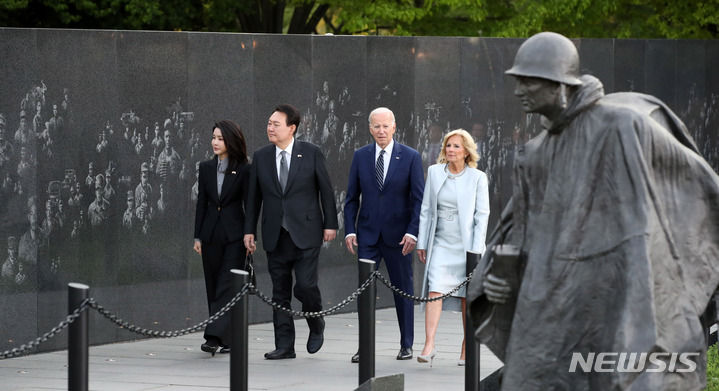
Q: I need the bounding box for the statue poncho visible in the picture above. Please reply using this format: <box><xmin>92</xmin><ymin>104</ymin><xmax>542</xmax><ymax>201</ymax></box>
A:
<box><xmin>468</xmin><ymin>75</ymin><xmax>719</xmax><ymax>391</ymax></box>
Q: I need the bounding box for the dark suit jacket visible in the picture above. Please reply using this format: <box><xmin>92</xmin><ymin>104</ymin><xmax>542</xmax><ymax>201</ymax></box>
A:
<box><xmin>194</xmin><ymin>157</ymin><xmax>251</xmax><ymax>243</ymax></box>
<box><xmin>245</xmin><ymin>140</ymin><xmax>338</xmax><ymax>252</ymax></box>
<box><xmin>344</xmin><ymin>141</ymin><xmax>424</xmax><ymax>247</ymax></box>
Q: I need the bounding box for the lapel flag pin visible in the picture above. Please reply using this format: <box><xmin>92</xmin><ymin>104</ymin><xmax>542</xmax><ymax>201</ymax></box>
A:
<box><xmin>231</xmin><ymin>171</ymin><xmax>237</xmax><ymax>174</ymax></box>
<box><xmin>297</xmin><ymin>154</ymin><xmax>302</xmax><ymax>158</ymax></box>
<box><xmin>395</xmin><ymin>156</ymin><xmax>399</xmax><ymax>159</ymax></box>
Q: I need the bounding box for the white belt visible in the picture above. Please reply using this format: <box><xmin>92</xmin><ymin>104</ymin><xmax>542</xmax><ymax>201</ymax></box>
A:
<box><xmin>437</xmin><ymin>208</ymin><xmax>458</xmax><ymax>221</ymax></box>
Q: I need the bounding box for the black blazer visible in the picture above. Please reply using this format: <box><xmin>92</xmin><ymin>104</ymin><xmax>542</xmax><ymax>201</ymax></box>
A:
<box><xmin>194</xmin><ymin>157</ymin><xmax>251</xmax><ymax>243</ymax></box>
<box><xmin>245</xmin><ymin>140</ymin><xmax>338</xmax><ymax>252</ymax></box>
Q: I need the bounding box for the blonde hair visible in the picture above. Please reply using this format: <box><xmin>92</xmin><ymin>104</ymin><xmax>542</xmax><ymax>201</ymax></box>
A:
<box><xmin>436</xmin><ymin>129</ymin><xmax>479</xmax><ymax>169</ymax></box>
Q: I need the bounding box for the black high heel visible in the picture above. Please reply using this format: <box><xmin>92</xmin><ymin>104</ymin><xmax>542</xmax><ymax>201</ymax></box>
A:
<box><xmin>201</xmin><ymin>343</ymin><xmax>219</xmax><ymax>356</ymax></box>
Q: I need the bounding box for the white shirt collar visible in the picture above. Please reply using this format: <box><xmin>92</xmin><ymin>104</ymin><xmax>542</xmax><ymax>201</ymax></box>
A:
<box><xmin>375</xmin><ymin>139</ymin><xmax>394</xmax><ymax>158</ymax></box>
<box><xmin>276</xmin><ymin>137</ymin><xmax>295</xmax><ymax>159</ymax></box>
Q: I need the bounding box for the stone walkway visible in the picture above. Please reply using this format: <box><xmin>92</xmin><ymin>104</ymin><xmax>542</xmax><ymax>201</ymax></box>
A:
<box><xmin>0</xmin><ymin>307</ymin><xmax>502</xmax><ymax>390</ymax></box>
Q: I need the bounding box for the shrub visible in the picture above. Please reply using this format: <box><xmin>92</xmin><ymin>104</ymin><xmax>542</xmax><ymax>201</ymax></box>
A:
<box><xmin>707</xmin><ymin>344</ymin><xmax>719</xmax><ymax>391</ymax></box>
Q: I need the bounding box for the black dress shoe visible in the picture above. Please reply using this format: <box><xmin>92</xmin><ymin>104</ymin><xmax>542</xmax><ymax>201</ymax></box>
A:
<box><xmin>220</xmin><ymin>347</ymin><xmax>230</xmax><ymax>354</ymax></box>
<box><xmin>307</xmin><ymin>331</ymin><xmax>324</xmax><ymax>354</ymax></box>
<box><xmin>396</xmin><ymin>347</ymin><xmax>413</xmax><ymax>360</ymax></box>
<box><xmin>264</xmin><ymin>348</ymin><xmax>296</xmax><ymax>360</ymax></box>
<box><xmin>201</xmin><ymin>343</ymin><xmax>219</xmax><ymax>357</ymax></box>
<box><xmin>351</xmin><ymin>350</ymin><xmax>360</xmax><ymax>363</ymax></box>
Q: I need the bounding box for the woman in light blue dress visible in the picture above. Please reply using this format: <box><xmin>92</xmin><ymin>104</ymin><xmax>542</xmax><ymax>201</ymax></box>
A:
<box><xmin>416</xmin><ymin>129</ymin><xmax>490</xmax><ymax>366</ymax></box>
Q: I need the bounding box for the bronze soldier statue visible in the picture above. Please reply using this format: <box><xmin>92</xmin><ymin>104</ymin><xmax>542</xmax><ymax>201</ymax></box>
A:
<box><xmin>468</xmin><ymin>32</ymin><xmax>719</xmax><ymax>391</ymax></box>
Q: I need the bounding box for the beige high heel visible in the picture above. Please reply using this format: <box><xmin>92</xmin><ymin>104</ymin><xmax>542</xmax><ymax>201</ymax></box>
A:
<box><xmin>417</xmin><ymin>349</ymin><xmax>437</xmax><ymax>367</ymax></box>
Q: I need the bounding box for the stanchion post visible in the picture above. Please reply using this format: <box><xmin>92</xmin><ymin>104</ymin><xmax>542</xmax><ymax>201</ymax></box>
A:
<box><xmin>230</xmin><ymin>269</ymin><xmax>249</xmax><ymax>391</ymax></box>
<box><xmin>358</xmin><ymin>258</ymin><xmax>376</xmax><ymax>386</ymax></box>
<box><xmin>68</xmin><ymin>282</ymin><xmax>89</xmax><ymax>391</ymax></box>
<box><xmin>465</xmin><ymin>251</ymin><xmax>481</xmax><ymax>391</ymax></box>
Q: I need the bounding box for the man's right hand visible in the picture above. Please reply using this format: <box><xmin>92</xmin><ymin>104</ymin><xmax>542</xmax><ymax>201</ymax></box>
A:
<box><xmin>483</xmin><ymin>273</ymin><xmax>512</xmax><ymax>304</ymax></box>
<box><xmin>244</xmin><ymin>234</ymin><xmax>256</xmax><ymax>254</ymax></box>
<box><xmin>345</xmin><ymin>235</ymin><xmax>357</xmax><ymax>254</ymax></box>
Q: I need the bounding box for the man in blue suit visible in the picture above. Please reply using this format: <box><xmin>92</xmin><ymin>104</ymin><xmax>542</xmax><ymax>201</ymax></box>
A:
<box><xmin>344</xmin><ymin>107</ymin><xmax>425</xmax><ymax>362</ymax></box>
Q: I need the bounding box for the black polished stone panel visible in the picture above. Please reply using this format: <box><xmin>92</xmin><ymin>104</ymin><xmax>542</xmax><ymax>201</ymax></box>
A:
<box><xmin>0</xmin><ymin>28</ymin><xmax>40</xmax><ymax>298</ymax></box>
<box><xmin>492</xmin><ymin>37</ymin><xmax>529</xmax><ymax>121</ymax></box>
<box><xmin>251</xmin><ymin>34</ymin><xmax>312</xmax><ymax>151</ymax></box>
<box><xmin>0</xmin><ymin>291</ymin><xmax>38</xmax><ymax>353</ymax></box>
<box><xmin>188</xmin><ymin>33</ymin><xmax>254</xmax><ymax>129</ymax></box>
<box><xmin>32</xmin><ymin>30</ymin><xmax>121</xmax><ymax>298</ymax></box>
<box><xmin>309</xmin><ymin>34</ymin><xmax>366</xmax><ymax>271</ymax></box>
<box><xmin>675</xmin><ymin>40</ymin><xmax>708</xmax><ymax>162</ymax></box>
<box><xmin>704</xmin><ymin>40</ymin><xmax>719</xmax><ymax>171</ymax></box>
<box><xmin>614</xmin><ymin>39</ymin><xmax>646</xmax><ymax>93</ymax></box>
<box><xmin>460</xmin><ymin>37</ymin><xmax>521</xmax><ymax>228</ymax></box>
<box><xmin>706</xmin><ymin>40</ymin><xmax>719</xmax><ymax>102</ymax></box>
<box><xmin>0</xmin><ymin>28</ymin><xmax>39</xmax><ymax>139</ymax></box>
<box><xmin>414</xmin><ymin>36</ymin><xmax>462</xmax><ymax>170</ymax></box>
<box><xmin>461</xmin><ymin>37</ymin><xmax>512</xmax><ymax>126</ymax></box>
<box><xmin>310</xmin><ymin>34</ymin><xmax>366</xmax><ymax>190</ymax></box>
<box><xmin>30</xmin><ymin>30</ymin><xmax>122</xmax><ymax>348</ymax></box>
<box><xmin>112</xmin><ymin>31</ymin><xmax>195</xmax><ymax>342</ymax></box>
<box><xmin>114</xmin><ymin>31</ymin><xmax>191</xmax><ymax>289</ymax></box>
<box><xmin>0</xmin><ymin>28</ymin><xmax>40</xmax><ymax>354</ymax></box>
<box><xmin>578</xmin><ymin>38</ymin><xmax>614</xmax><ymax>93</ymax></box>
<box><xmin>35</xmin><ymin>288</ymin><xmax>74</xmax><ymax>351</ymax></box>
<box><xmin>645</xmin><ymin>40</ymin><xmax>677</xmax><ymax>108</ymax></box>
<box><xmin>366</xmin><ymin>36</ymin><xmax>416</xmax><ymax>148</ymax></box>
<box><xmin>676</xmin><ymin>40</ymin><xmax>706</xmax><ymax>110</ymax></box>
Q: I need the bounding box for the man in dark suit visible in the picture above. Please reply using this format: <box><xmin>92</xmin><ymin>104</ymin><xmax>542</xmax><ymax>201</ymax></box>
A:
<box><xmin>244</xmin><ymin>104</ymin><xmax>338</xmax><ymax>360</ymax></box>
<box><xmin>344</xmin><ymin>107</ymin><xmax>425</xmax><ymax>362</ymax></box>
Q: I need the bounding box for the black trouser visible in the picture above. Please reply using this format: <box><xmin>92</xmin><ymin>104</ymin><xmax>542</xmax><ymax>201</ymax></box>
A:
<box><xmin>201</xmin><ymin>222</ymin><xmax>246</xmax><ymax>347</ymax></box>
<box><xmin>267</xmin><ymin>228</ymin><xmax>324</xmax><ymax>350</ymax></box>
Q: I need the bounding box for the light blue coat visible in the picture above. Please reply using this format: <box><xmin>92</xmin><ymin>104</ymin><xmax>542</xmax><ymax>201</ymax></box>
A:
<box><xmin>417</xmin><ymin>163</ymin><xmax>490</xmax><ymax>309</ymax></box>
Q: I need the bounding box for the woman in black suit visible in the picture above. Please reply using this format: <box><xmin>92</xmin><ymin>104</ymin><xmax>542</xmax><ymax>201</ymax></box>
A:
<box><xmin>193</xmin><ymin>120</ymin><xmax>250</xmax><ymax>356</ymax></box>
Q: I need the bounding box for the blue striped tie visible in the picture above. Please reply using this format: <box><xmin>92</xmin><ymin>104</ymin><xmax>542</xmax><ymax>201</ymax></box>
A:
<box><xmin>376</xmin><ymin>150</ymin><xmax>385</xmax><ymax>191</ymax></box>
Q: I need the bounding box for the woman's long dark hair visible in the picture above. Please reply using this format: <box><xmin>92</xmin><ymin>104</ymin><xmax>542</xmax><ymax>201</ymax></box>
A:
<box><xmin>214</xmin><ymin>119</ymin><xmax>248</xmax><ymax>173</ymax></box>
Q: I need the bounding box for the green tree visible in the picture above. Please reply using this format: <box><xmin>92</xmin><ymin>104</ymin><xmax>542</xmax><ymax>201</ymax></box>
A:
<box><xmin>477</xmin><ymin>0</ymin><xmax>719</xmax><ymax>39</ymax></box>
<box><xmin>0</xmin><ymin>0</ymin><xmax>717</xmax><ymax>38</ymax></box>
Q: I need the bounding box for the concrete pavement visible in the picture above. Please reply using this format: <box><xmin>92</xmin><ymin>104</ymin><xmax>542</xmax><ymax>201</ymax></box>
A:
<box><xmin>0</xmin><ymin>306</ymin><xmax>502</xmax><ymax>391</ymax></box>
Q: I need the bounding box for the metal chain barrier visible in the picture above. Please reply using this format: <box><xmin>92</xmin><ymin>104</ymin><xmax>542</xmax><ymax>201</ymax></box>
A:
<box><xmin>250</xmin><ymin>270</ymin><xmax>380</xmax><ymax>318</ymax></box>
<box><xmin>89</xmin><ymin>284</ymin><xmax>253</xmax><ymax>338</ymax></box>
<box><xmin>0</xmin><ymin>299</ymin><xmax>91</xmax><ymax>359</ymax></box>
<box><xmin>376</xmin><ymin>272</ymin><xmax>473</xmax><ymax>303</ymax></box>
<box><xmin>0</xmin><ymin>270</ymin><xmax>470</xmax><ymax>359</ymax></box>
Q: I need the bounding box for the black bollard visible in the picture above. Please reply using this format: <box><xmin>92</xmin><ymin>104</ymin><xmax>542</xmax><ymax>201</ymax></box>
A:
<box><xmin>230</xmin><ymin>269</ymin><xmax>249</xmax><ymax>391</ymax></box>
<box><xmin>358</xmin><ymin>258</ymin><xmax>376</xmax><ymax>386</ymax></box>
<box><xmin>68</xmin><ymin>282</ymin><xmax>90</xmax><ymax>391</ymax></box>
<box><xmin>465</xmin><ymin>251</ymin><xmax>481</xmax><ymax>391</ymax></box>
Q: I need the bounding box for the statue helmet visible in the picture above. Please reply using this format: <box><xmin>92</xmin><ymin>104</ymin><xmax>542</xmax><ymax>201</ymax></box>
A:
<box><xmin>505</xmin><ymin>32</ymin><xmax>582</xmax><ymax>86</ymax></box>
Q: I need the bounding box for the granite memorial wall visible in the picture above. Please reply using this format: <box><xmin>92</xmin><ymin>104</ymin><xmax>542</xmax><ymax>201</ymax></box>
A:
<box><xmin>0</xmin><ymin>28</ymin><xmax>717</xmax><ymax>352</ymax></box>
